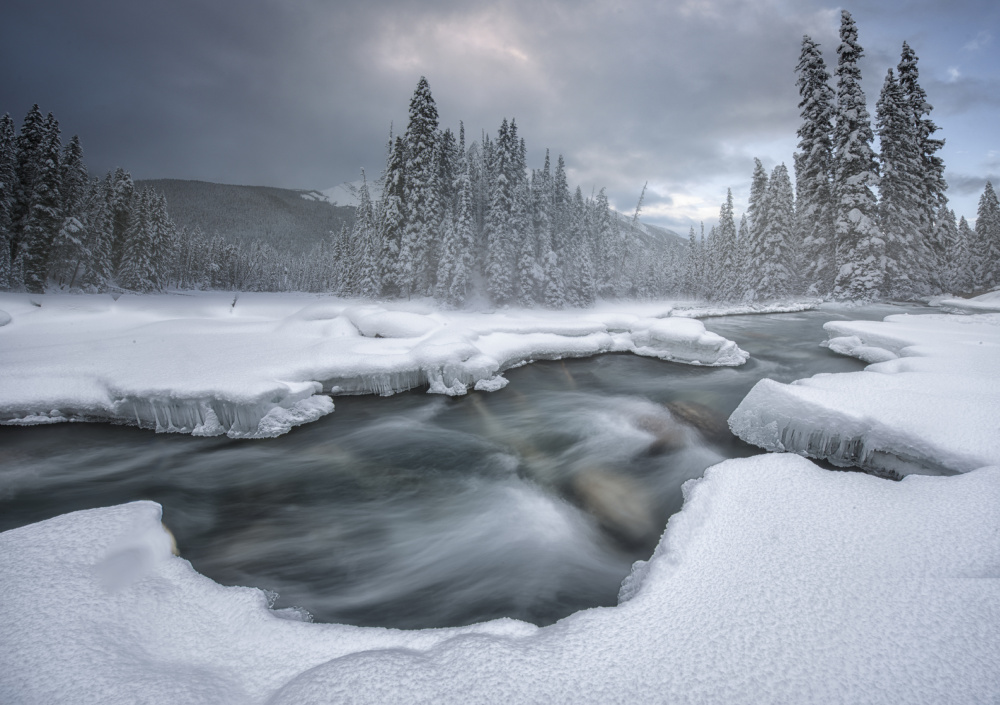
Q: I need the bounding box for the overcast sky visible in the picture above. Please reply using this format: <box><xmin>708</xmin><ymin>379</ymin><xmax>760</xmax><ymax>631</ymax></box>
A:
<box><xmin>2</xmin><ymin>0</ymin><xmax>997</xmax><ymax>232</ymax></box>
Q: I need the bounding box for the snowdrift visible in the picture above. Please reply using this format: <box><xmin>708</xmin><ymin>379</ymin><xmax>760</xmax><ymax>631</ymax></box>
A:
<box><xmin>2</xmin><ymin>454</ymin><xmax>997</xmax><ymax>704</ymax></box>
<box><xmin>0</xmin><ymin>293</ymin><xmax>748</xmax><ymax>438</ymax></box>
<box><xmin>729</xmin><ymin>310</ymin><xmax>1000</xmax><ymax>475</ymax></box>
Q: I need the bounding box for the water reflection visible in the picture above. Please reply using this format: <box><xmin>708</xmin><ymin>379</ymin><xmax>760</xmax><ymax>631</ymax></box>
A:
<box><xmin>0</xmin><ymin>305</ymin><xmax>926</xmax><ymax>628</ymax></box>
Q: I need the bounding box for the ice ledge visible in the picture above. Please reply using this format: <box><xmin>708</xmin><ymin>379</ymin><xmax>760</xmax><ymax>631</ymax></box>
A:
<box><xmin>729</xmin><ymin>312</ymin><xmax>1000</xmax><ymax>476</ymax></box>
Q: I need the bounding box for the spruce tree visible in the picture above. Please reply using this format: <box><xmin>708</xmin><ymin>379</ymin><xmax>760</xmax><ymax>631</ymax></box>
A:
<box><xmin>717</xmin><ymin>189</ymin><xmax>739</xmax><ymax>301</ymax></box>
<box><xmin>832</xmin><ymin>10</ymin><xmax>883</xmax><ymax>301</ymax></box>
<box><xmin>380</xmin><ymin>134</ymin><xmax>406</xmax><ymax>297</ymax></box>
<box><xmin>955</xmin><ymin>216</ymin><xmax>975</xmax><ymax>293</ymax></box>
<box><xmin>975</xmin><ymin>181</ymin><xmax>1000</xmax><ymax>288</ymax></box>
<box><xmin>21</xmin><ymin>113</ymin><xmax>63</xmax><ymax>293</ymax></box>
<box><xmin>898</xmin><ymin>42</ymin><xmax>948</xmax><ymax>292</ymax></box>
<box><xmin>755</xmin><ymin>164</ymin><xmax>796</xmax><ymax>300</ymax></box>
<box><xmin>876</xmin><ymin>68</ymin><xmax>921</xmax><ymax>297</ymax></box>
<box><xmin>744</xmin><ymin>159</ymin><xmax>771</xmax><ymax>299</ymax></box>
<box><xmin>401</xmin><ymin>76</ymin><xmax>440</xmax><ymax>297</ymax></box>
<box><xmin>0</xmin><ymin>114</ymin><xmax>15</xmax><ymax>289</ymax></box>
<box><xmin>794</xmin><ymin>35</ymin><xmax>837</xmax><ymax>297</ymax></box>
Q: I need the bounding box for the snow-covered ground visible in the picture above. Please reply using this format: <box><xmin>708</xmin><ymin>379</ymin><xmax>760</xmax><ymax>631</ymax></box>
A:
<box><xmin>0</xmin><ymin>292</ymin><xmax>750</xmax><ymax>438</ymax></box>
<box><xmin>2</xmin><ymin>455</ymin><xmax>997</xmax><ymax>704</ymax></box>
<box><xmin>730</xmin><ymin>296</ymin><xmax>1000</xmax><ymax>475</ymax></box>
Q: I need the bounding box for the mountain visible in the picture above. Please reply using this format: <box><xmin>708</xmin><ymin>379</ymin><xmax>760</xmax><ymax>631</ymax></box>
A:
<box><xmin>137</xmin><ymin>179</ymin><xmax>355</xmax><ymax>254</ymax></box>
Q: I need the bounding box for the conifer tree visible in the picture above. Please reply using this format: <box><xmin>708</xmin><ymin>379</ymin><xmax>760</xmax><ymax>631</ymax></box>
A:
<box><xmin>0</xmin><ymin>114</ymin><xmax>15</xmax><ymax>289</ymax></box>
<box><xmin>794</xmin><ymin>35</ymin><xmax>837</xmax><ymax>296</ymax></box>
<box><xmin>380</xmin><ymin>133</ymin><xmax>406</xmax><ymax>296</ymax></box>
<box><xmin>975</xmin><ymin>181</ymin><xmax>1000</xmax><ymax>288</ymax></box>
<box><xmin>755</xmin><ymin>164</ymin><xmax>796</xmax><ymax>299</ymax></box>
<box><xmin>832</xmin><ymin>10</ymin><xmax>883</xmax><ymax>301</ymax></box>
<box><xmin>955</xmin><ymin>216</ymin><xmax>975</xmax><ymax>293</ymax></box>
<box><xmin>876</xmin><ymin>68</ymin><xmax>921</xmax><ymax>297</ymax></box>
<box><xmin>716</xmin><ymin>189</ymin><xmax>739</xmax><ymax>300</ymax></box>
<box><xmin>21</xmin><ymin>113</ymin><xmax>63</xmax><ymax>292</ymax></box>
<box><xmin>897</xmin><ymin>42</ymin><xmax>948</xmax><ymax>292</ymax></box>
<box><xmin>401</xmin><ymin>76</ymin><xmax>440</xmax><ymax>297</ymax></box>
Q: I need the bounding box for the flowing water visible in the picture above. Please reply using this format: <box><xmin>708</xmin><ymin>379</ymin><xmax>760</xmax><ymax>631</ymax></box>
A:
<box><xmin>0</xmin><ymin>304</ymin><xmax>924</xmax><ymax>629</ymax></box>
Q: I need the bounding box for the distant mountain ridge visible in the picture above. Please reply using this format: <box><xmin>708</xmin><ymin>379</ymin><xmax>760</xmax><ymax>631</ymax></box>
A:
<box><xmin>139</xmin><ymin>178</ymin><xmax>684</xmax><ymax>257</ymax></box>
<box><xmin>137</xmin><ymin>179</ymin><xmax>355</xmax><ymax>254</ymax></box>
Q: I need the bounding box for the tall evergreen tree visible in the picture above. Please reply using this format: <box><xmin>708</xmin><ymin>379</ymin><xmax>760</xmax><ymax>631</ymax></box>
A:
<box><xmin>897</xmin><ymin>41</ymin><xmax>948</xmax><ymax>292</ymax></box>
<box><xmin>832</xmin><ymin>10</ymin><xmax>883</xmax><ymax>301</ymax></box>
<box><xmin>716</xmin><ymin>189</ymin><xmax>739</xmax><ymax>301</ymax></box>
<box><xmin>21</xmin><ymin>113</ymin><xmax>63</xmax><ymax>292</ymax></box>
<box><xmin>401</xmin><ymin>76</ymin><xmax>440</xmax><ymax>297</ymax></box>
<box><xmin>975</xmin><ymin>181</ymin><xmax>1000</xmax><ymax>288</ymax></box>
<box><xmin>755</xmin><ymin>164</ymin><xmax>797</xmax><ymax>300</ymax></box>
<box><xmin>0</xmin><ymin>113</ymin><xmax>15</xmax><ymax>288</ymax></box>
<box><xmin>794</xmin><ymin>35</ymin><xmax>837</xmax><ymax>296</ymax></box>
<box><xmin>955</xmin><ymin>216</ymin><xmax>976</xmax><ymax>293</ymax></box>
<box><xmin>876</xmin><ymin>68</ymin><xmax>921</xmax><ymax>297</ymax></box>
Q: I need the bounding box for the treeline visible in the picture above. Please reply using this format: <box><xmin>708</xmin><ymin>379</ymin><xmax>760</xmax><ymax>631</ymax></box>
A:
<box><xmin>0</xmin><ymin>107</ymin><xmax>357</xmax><ymax>294</ymax></box>
<box><xmin>686</xmin><ymin>10</ymin><xmax>999</xmax><ymax>303</ymax></box>
<box><xmin>328</xmin><ymin>77</ymin><xmax>680</xmax><ymax>307</ymax></box>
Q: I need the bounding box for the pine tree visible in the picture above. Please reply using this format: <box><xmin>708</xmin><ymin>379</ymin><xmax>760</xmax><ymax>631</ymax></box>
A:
<box><xmin>955</xmin><ymin>216</ymin><xmax>976</xmax><ymax>293</ymax></box>
<box><xmin>735</xmin><ymin>214</ymin><xmax>750</xmax><ymax>300</ymax></box>
<box><xmin>794</xmin><ymin>35</ymin><xmax>837</xmax><ymax>297</ymax></box>
<box><xmin>716</xmin><ymin>189</ymin><xmax>739</xmax><ymax>300</ymax></box>
<box><xmin>48</xmin><ymin>135</ymin><xmax>90</xmax><ymax>287</ymax></box>
<box><xmin>448</xmin><ymin>171</ymin><xmax>477</xmax><ymax>306</ymax></box>
<box><xmin>401</xmin><ymin>76</ymin><xmax>440</xmax><ymax>297</ymax></box>
<box><xmin>21</xmin><ymin>113</ymin><xmax>63</xmax><ymax>292</ymax></box>
<box><xmin>744</xmin><ymin>159</ymin><xmax>771</xmax><ymax>299</ymax></box>
<box><xmin>755</xmin><ymin>164</ymin><xmax>797</xmax><ymax>300</ymax></box>
<box><xmin>354</xmin><ymin>171</ymin><xmax>382</xmax><ymax>298</ymax></box>
<box><xmin>380</xmin><ymin>133</ymin><xmax>406</xmax><ymax>297</ymax></box>
<box><xmin>832</xmin><ymin>10</ymin><xmax>883</xmax><ymax>301</ymax></box>
<box><xmin>898</xmin><ymin>41</ymin><xmax>948</xmax><ymax>293</ymax></box>
<box><xmin>975</xmin><ymin>181</ymin><xmax>1000</xmax><ymax>288</ymax></box>
<box><xmin>118</xmin><ymin>189</ymin><xmax>155</xmax><ymax>292</ymax></box>
<box><xmin>876</xmin><ymin>68</ymin><xmax>921</xmax><ymax>297</ymax></box>
<box><xmin>0</xmin><ymin>114</ymin><xmax>16</xmax><ymax>289</ymax></box>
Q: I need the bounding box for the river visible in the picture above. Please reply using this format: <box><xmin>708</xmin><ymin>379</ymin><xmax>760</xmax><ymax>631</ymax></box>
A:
<box><xmin>0</xmin><ymin>304</ymin><xmax>923</xmax><ymax>629</ymax></box>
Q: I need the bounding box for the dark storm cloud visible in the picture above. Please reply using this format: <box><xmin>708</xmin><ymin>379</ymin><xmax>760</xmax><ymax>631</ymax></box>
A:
<box><xmin>1</xmin><ymin>0</ymin><xmax>996</xmax><ymax>230</ymax></box>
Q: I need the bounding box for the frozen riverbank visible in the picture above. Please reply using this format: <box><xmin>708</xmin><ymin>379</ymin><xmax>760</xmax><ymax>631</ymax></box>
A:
<box><xmin>0</xmin><ymin>293</ymin><xmax>753</xmax><ymax>438</ymax></box>
<box><xmin>1</xmin><ymin>455</ymin><xmax>997</xmax><ymax>704</ymax></box>
<box><xmin>729</xmin><ymin>300</ymin><xmax>1000</xmax><ymax>475</ymax></box>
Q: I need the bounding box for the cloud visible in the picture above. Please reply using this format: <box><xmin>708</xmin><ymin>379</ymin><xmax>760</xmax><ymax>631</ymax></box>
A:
<box><xmin>963</xmin><ymin>30</ymin><xmax>992</xmax><ymax>51</ymax></box>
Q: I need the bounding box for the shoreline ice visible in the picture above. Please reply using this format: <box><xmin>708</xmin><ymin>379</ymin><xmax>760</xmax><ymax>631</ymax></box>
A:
<box><xmin>0</xmin><ymin>292</ymin><xmax>750</xmax><ymax>438</ymax></box>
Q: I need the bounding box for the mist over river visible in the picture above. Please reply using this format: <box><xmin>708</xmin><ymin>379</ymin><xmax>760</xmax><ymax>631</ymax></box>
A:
<box><xmin>0</xmin><ymin>305</ymin><xmax>924</xmax><ymax>628</ymax></box>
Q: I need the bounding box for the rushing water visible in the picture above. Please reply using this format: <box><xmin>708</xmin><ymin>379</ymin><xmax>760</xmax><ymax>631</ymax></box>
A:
<box><xmin>0</xmin><ymin>305</ymin><xmax>923</xmax><ymax>629</ymax></box>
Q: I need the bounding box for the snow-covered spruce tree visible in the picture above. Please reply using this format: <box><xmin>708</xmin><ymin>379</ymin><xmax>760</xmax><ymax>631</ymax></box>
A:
<box><xmin>21</xmin><ymin>113</ymin><xmax>63</xmax><ymax>293</ymax></box>
<box><xmin>0</xmin><ymin>113</ymin><xmax>15</xmax><ymax>289</ymax></box>
<box><xmin>81</xmin><ymin>174</ymin><xmax>115</xmax><ymax>290</ymax></box>
<box><xmin>897</xmin><ymin>41</ymin><xmax>948</xmax><ymax>293</ymax></box>
<box><xmin>434</xmin><ymin>206</ymin><xmax>459</xmax><ymax>304</ymax></box>
<box><xmin>379</xmin><ymin>133</ymin><xmax>406</xmax><ymax>297</ymax></box>
<box><xmin>743</xmin><ymin>158</ymin><xmax>770</xmax><ymax>300</ymax></box>
<box><xmin>117</xmin><ymin>189</ymin><xmax>155</xmax><ymax>292</ymax></box>
<box><xmin>794</xmin><ymin>35</ymin><xmax>837</xmax><ymax>297</ymax></box>
<box><xmin>735</xmin><ymin>213</ymin><xmax>750</xmax><ymax>300</ymax></box>
<box><xmin>542</xmin><ymin>249</ymin><xmax>565</xmax><ymax>308</ymax></box>
<box><xmin>512</xmin><ymin>178</ymin><xmax>536</xmax><ymax>307</ymax></box>
<box><xmin>448</xmin><ymin>171</ymin><xmax>477</xmax><ymax>307</ymax></box>
<box><xmin>955</xmin><ymin>216</ymin><xmax>976</xmax><ymax>293</ymax></box>
<box><xmin>832</xmin><ymin>10</ymin><xmax>883</xmax><ymax>302</ymax></box>
<box><xmin>755</xmin><ymin>164</ymin><xmax>796</xmax><ymax>300</ymax></box>
<box><xmin>566</xmin><ymin>186</ymin><xmax>596</xmax><ymax>307</ymax></box>
<box><xmin>354</xmin><ymin>171</ymin><xmax>382</xmax><ymax>299</ymax></box>
<box><xmin>875</xmin><ymin>68</ymin><xmax>921</xmax><ymax>298</ymax></box>
<box><xmin>936</xmin><ymin>208</ymin><xmax>959</xmax><ymax>293</ymax></box>
<box><xmin>484</xmin><ymin>118</ymin><xmax>516</xmax><ymax>304</ymax></box>
<box><xmin>975</xmin><ymin>181</ymin><xmax>1000</xmax><ymax>289</ymax></box>
<box><xmin>108</xmin><ymin>167</ymin><xmax>135</xmax><ymax>274</ymax></box>
<box><xmin>400</xmin><ymin>76</ymin><xmax>440</xmax><ymax>297</ymax></box>
<box><xmin>684</xmin><ymin>226</ymin><xmax>699</xmax><ymax>296</ymax></box>
<box><xmin>48</xmin><ymin>134</ymin><xmax>90</xmax><ymax>287</ymax></box>
<box><xmin>716</xmin><ymin>189</ymin><xmax>739</xmax><ymax>301</ymax></box>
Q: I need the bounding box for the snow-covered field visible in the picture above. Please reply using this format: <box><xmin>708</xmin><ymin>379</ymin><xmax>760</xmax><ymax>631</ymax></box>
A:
<box><xmin>0</xmin><ymin>292</ymin><xmax>751</xmax><ymax>438</ymax></box>
<box><xmin>2</xmin><ymin>291</ymin><xmax>999</xmax><ymax>704</ymax></box>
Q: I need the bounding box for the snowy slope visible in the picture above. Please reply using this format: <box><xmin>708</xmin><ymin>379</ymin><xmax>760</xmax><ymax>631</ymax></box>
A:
<box><xmin>0</xmin><ymin>293</ymin><xmax>747</xmax><ymax>438</ymax></box>
<box><xmin>729</xmin><ymin>310</ymin><xmax>1000</xmax><ymax>475</ymax></box>
<box><xmin>2</xmin><ymin>455</ymin><xmax>997</xmax><ymax>704</ymax></box>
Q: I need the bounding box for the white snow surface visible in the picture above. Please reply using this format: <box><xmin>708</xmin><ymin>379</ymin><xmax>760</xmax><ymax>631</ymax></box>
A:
<box><xmin>0</xmin><ymin>292</ymin><xmax>747</xmax><ymax>437</ymax></box>
<box><xmin>2</xmin><ymin>454</ymin><xmax>998</xmax><ymax>704</ymax></box>
<box><xmin>937</xmin><ymin>288</ymin><xmax>1000</xmax><ymax>314</ymax></box>
<box><xmin>729</xmin><ymin>311</ymin><xmax>1000</xmax><ymax>475</ymax></box>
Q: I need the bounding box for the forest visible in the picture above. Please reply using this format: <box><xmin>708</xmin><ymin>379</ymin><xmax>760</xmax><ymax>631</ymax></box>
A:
<box><xmin>0</xmin><ymin>10</ymin><xmax>997</xmax><ymax>303</ymax></box>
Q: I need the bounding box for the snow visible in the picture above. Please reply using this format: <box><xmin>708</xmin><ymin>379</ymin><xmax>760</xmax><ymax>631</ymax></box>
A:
<box><xmin>937</xmin><ymin>289</ymin><xmax>1000</xmax><ymax>314</ymax></box>
<box><xmin>668</xmin><ymin>299</ymin><xmax>820</xmax><ymax>318</ymax></box>
<box><xmin>2</xmin><ymin>454</ymin><xmax>997</xmax><ymax>704</ymax></box>
<box><xmin>729</xmin><ymin>310</ymin><xmax>1000</xmax><ymax>476</ymax></box>
<box><xmin>0</xmin><ymin>292</ymin><xmax>748</xmax><ymax>438</ymax></box>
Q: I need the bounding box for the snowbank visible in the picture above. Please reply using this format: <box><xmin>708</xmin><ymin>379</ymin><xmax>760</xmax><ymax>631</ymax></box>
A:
<box><xmin>936</xmin><ymin>289</ymin><xmax>1000</xmax><ymax>314</ymax></box>
<box><xmin>0</xmin><ymin>293</ymin><xmax>747</xmax><ymax>438</ymax></box>
<box><xmin>2</xmin><ymin>454</ymin><xmax>997</xmax><ymax>704</ymax></box>
<box><xmin>729</xmin><ymin>311</ymin><xmax>1000</xmax><ymax>475</ymax></box>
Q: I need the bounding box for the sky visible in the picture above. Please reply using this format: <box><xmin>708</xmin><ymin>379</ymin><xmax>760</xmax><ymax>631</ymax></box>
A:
<box><xmin>1</xmin><ymin>0</ymin><xmax>997</xmax><ymax>233</ymax></box>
